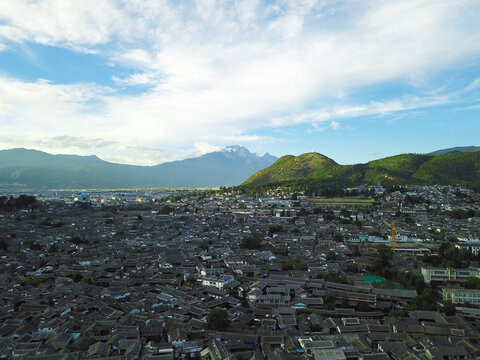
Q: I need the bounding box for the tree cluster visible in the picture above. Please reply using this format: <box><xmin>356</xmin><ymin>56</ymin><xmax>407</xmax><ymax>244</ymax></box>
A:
<box><xmin>321</xmin><ymin>272</ymin><xmax>353</xmax><ymax>285</ymax></box>
<box><xmin>0</xmin><ymin>237</ymin><xmax>8</xmax><ymax>251</ymax></box>
<box><xmin>367</xmin><ymin>244</ymin><xmax>425</xmax><ymax>292</ymax></box>
<box><xmin>424</xmin><ymin>241</ymin><xmax>478</xmax><ymax>268</ymax></box>
<box><xmin>197</xmin><ymin>241</ymin><xmax>208</xmax><ymax>251</ymax></box>
<box><xmin>445</xmin><ymin>208</ymin><xmax>476</xmax><ymax>219</ymax></box>
<box><xmin>268</xmin><ymin>225</ymin><xmax>283</xmax><ymax>235</ymax></box>
<box><xmin>326</xmin><ymin>250</ymin><xmax>336</xmax><ymax>260</ymax></box>
<box><xmin>410</xmin><ymin>289</ymin><xmax>438</xmax><ymax>311</ymax></box>
<box><xmin>206</xmin><ymin>308</ymin><xmax>229</xmax><ymax>331</ymax></box>
<box><xmin>240</xmin><ymin>235</ymin><xmax>263</xmax><ymax>250</ymax></box>
<box><xmin>281</xmin><ymin>259</ymin><xmax>306</xmax><ymax>271</ymax></box>
<box><xmin>464</xmin><ymin>276</ymin><xmax>480</xmax><ymax>289</ymax></box>
<box><xmin>0</xmin><ymin>195</ymin><xmax>38</xmax><ymax>211</ymax></box>
<box><xmin>157</xmin><ymin>205</ymin><xmax>174</xmax><ymax>214</ymax></box>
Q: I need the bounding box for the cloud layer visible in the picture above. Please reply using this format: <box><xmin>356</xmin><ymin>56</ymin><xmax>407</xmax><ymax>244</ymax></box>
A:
<box><xmin>1</xmin><ymin>0</ymin><xmax>480</xmax><ymax>164</ymax></box>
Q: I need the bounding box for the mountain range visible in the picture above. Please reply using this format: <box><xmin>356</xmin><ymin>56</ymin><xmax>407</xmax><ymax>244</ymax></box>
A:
<box><xmin>1</xmin><ymin>145</ymin><xmax>480</xmax><ymax>190</ymax></box>
<box><xmin>429</xmin><ymin>146</ymin><xmax>480</xmax><ymax>155</ymax></box>
<box><xmin>242</xmin><ymin>148</ymin><xmax>480</xmax><ymax>192</ymax></box>
<box><xmin>0</xmin><ymin>146</ymin><xmax>277</xmax><ymax>189</ymax></box>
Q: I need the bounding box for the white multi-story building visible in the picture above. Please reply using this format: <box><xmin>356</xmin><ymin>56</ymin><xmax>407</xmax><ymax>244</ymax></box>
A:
<box><xmin>201</xmin><ymin>274</ymin><xmax>234</xmax><ymax>289</ymax></box>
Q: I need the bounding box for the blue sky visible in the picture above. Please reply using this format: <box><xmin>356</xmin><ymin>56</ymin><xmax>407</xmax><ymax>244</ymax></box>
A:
<box><xmin>0</xmin><ymin>0</ymin><xmax>480</xmax><ymax>165</ymax></box>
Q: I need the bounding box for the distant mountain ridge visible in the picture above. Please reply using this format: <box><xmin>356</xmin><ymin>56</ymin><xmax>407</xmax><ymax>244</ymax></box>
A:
<box><xmin>429</xmin><ymin>146</ymin><xmax>480</xmax><ymax>155</ymax></box>
<box><xmin>242</xmin><ymin>151</ymin><xmax>480</xmax><ymax>192</ymax></box>
<box><xmin>0</xmin><ymin>146</ymin><xmax>277</xmax><ymax>189</ymax></box>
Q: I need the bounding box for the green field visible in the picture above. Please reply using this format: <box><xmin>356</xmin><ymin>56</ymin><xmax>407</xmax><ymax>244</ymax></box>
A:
<box><xmin>363</xmin><ymin>274</ymin><xmax>404</xmax><ymax>289</ymax></box>
<box><xmin>363</xmin><ymin>275</ymin><xmax>384</xmax><ymax>282</ymax></box>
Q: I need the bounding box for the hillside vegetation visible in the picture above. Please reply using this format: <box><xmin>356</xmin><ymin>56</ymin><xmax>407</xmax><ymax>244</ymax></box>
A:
<box><xmin>241</xmin><ymin>152</ymin><xmax>480</xmax><ymax>194</ymax></box>
<box><xmin>245</xmin><ymin>153</ymin><xmax>336</xmax><ymax>184</ymax></box>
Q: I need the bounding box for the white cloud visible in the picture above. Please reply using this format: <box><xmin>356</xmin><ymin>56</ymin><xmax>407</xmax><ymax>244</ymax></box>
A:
<box><xmin>187</xmin><ymin>142</ymin><xmax>224</xmax><ymax>158</ymax></box>
<box><xmin>0</xmin><ymin>134</ymin><xmax>220</xmax><ymax>166</ymax></box>
<box><xmin>0</xmin><ymin>0</ymin><xmax>480</xmax><ymax>163</ymax></box>
<box><xmin>269</xmin><ymin>90</ymin><xmax>461</xmax><ymax>128</ymax></box>
<box><xmin>0</xmin><ymin>76</ymin><xmax>113</xmax><ymax>132</ymax></box>
<box><xmin>462</xmin><ymin>103</ymin><xmax>480</xmax><ymax>110</ymax></box>
<box><xmin>0</xmin><ymin>1</ymin><xmax>123</xmax><ymax>46</ymax></box>
<box><xmin>307</xmin><ymin>123</ymin><xmax>326</xmax><ymax>133</ymax></box>
<box><xmin>330</xmin><ymin>121</ymin><xmax>340</xmax><ymax>130</ymax></box>
<box><xmin>112</xmin><ymin>72</ymin><xmax>163</xmax><ymax>86</ymax></box>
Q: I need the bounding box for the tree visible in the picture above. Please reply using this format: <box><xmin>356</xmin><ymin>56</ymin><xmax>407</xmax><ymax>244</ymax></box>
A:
<box><xmin>464</xmin><ymin>276</ymin><xmax>480</xmax><ymax>289</ymax></box>
<box><xmin>326</xmin><ymin>250</ymin><xmax>336</xmax><ymax>260</ymax></box>
<box><xmin>81</xmin><ymin>276</ymin><xmax>93</xmax><ymax>285</ymax></box>
<box><xmin>323</xmin><ymin>292</ymin><xmax>336</xmax><ymax>310</ymax></box>
<box><xmin>206</xmin><ymin>308</ymin><xmax>229</xmax><ymax>331</ymax></box>
<box><xmin>351</xmin><ymin>245</ymin><xmax>361</xmax><ymax>257</ymax></box>
<box><xmin>268</xmin><ymin>225</ymin><xmax>283</xmax><ymax>235</ymax></box>
<box><xmin>322</xmin><ymin>272</ymin><xmax>353</xmax><ymax>285</ymax></box>
<box><xmin>333</xmin><ymin>233</ymin><xmax>344</xmax><ymax>243</ymax></box>
<box><xmin>197</xmin><ymin>241</ymin><xmax>208</xmax><ymax>251</ymax></box>
<box><xmin>282</xmin><ymin>259</ymin><xmax>306</xmax><ymax>270</ymax></box>
<box><xmin>374</xmin><ymin>244</ymin><xmax>393</xmax><ymax>269</ymax></box>
<box><xmin>355</xmin><ymin>302</ymin><xmax>372</xmax><ymax>312</ymax></box>
<box><xmin>47</xmin><ymin>243</ymin><xmax>58</xmax><ymax>253</ymax></box>
<box><xmin>366</xmin><ymin>244</ymin><xmax>393</xmax><ymax>275</ymax></box>
<box><xmin>222</xmin><ymin>284</ymin><xmax>234</xmax><ymax>294</ymax></box>
<box><xmin>157</xmin><ymin>206</ymin><xmax>174</xmax><ymax>214</ymax></box>
<box><xmin>298</xmin><ymin>208</ymin><xmax>309</xmax><ymax>216</ymax></box>
<box><xmin>410</xmin><ymin>289</ymin><xmax>438</xmax><ymax>311</ymax></box>
<box><xmin>0</xmin><ymin>195</ymin><xmax>37</xmax><ymax>210</ymax></box>
<box><xmin>442</xmin><ymin>301</ymin><xmax>456</xmax><ymax>316</ymax></box>
<box><xmin>25</xmin><ymin>240</ymin><xmax>42</xmax><ymax>251</ymax></box>
<box><xmin>71</xmin><ymin>272</ymin><xmax>83</xmax><ymax>283</ymax></box>
<box><xmin>437</xmin><ymin>241</ymin><xmax>473</xmax><ymax>268</ymax></box>
<box><xmin>354</xmin><ymin>220</ymin><xmax>363</xmax><ymax>229</ymax></box>
<box><xmin>339</xmin><ymin>209</ymin><xmax>350</xmax><ymax>218</ymax></box>
<box><xmin>23</xmin><ymin>277</ymin><xmax>42</xmax><ymax>287</ymax></box>
<box><xmin>0</xmin><ymin>238</ymin><xmax>8</xmax><ymax>251</ymax></box>
<box><xmin>356</xmin><ymin>302</ymin><xmax>371</xmax><ymax>312</ymax></box>
<box><xmin>240</xmin><ymin>235</ymin><xmax>263</xmax><ymax>250</ymax></box>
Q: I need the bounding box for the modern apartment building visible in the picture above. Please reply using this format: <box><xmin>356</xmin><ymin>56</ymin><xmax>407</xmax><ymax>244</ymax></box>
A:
<box><xmin>442</xmin><ymin>287</ymin><xmax>480</xmax><ymax>304</ymax></box>
<box><xmin>421</xmin><ymin>267</ymin><xmax>480</xmax><ymax>284</ymax></box>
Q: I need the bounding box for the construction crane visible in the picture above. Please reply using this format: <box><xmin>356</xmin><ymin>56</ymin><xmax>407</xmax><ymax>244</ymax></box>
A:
<box><xmin>383</xmin><ymin>220</ymin><xmax>397</xmax><ymax>251</ymax></box>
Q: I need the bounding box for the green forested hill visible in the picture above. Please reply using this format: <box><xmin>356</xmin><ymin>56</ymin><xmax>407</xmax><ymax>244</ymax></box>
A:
<box><xmin>244</xmin><ymin>153</ymin><xmax>336</xmax><ymax>184</ymax></box>
<box><xmin>241</xmin><ymin>152</ymin><xmax>480</xmax><ymax>193</ymax></box>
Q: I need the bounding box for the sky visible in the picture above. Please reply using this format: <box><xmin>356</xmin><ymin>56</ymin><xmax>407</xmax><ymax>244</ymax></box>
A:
<box><xmin>1</xmin><ymin>0</ymin><xmax>480</xmax><ymax>166</ymax></box>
